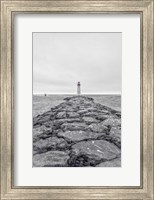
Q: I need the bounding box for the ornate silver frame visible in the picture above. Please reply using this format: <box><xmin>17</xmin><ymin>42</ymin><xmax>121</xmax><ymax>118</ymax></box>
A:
<box><xmin>0</xmin><ymin>1</ymin><xmax>153</xmax><ymax>199</ymax></box>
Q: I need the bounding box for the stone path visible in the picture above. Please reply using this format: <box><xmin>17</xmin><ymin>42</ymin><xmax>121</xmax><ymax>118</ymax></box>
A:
<box><xmin>33</xmin><ymin>96</ymin><xmax>121</xmax><ymax>167</ymax></box>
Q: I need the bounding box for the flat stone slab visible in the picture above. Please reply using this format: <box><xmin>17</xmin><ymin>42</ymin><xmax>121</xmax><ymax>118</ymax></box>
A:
<box><xmin>57</xmin><ymin>130</ymin><xmax>106</xmax><ymax>142</ymax></box>
<box><xmin>33</xmin><ymin>125</ymin><xmax>51</xmax><ymax>137</ymax></box>
<box><xmin>102</xmin><ymin>117</ymin><xmax>121</xmax><ymax>127</ymax></box>
<box><xmin>33</xmin><ymin>113</ymin><xmax>52</xmax><ymax>126</ymax></box>
<box><xmin>110</xmin><ymin>126</ymin><xmax>121</xmax><ymax>135</ymax></box>
<box><xmin>78</xmin><ymin>110</ymin><xmax>89</xmax><ymax>115</ymax></box>
<box><xmin>88</xmin><ymin>123</ymin><xmax>108</xmax><ymax>133</ymax></box>
<box><xmin>56</xmin><ymin>111</ymin><xmax>67</xmax><ymax>119</ymax></box>
<box><xmin>69</xmin><ymin>140</ymin><xmax>120</xmax><ymax>166</ymax></box>
<box><xmin>61</xmin><ymin>122</ymin><xmax>87</xmax><ymax>131</ymax></box>
<box><xmin>53</xmin><ymin>118</ymin><xmax>81</xmax><ymax>126</ymax></box>
<box><xmin>82</xmin><ymin>117</ymin><xmax>99</xmax><ymax>124</ymax></box>
<box><xmin>95</xmin><ymin>114</ymin><xmax>109</xmax><ymax>121</ymax></box>
<box><xmin>96</xmin><ymin>157</ymin><xmax>121</xmax><ymax>167</ymax></box>
<box><xmin>82</xmin><ymin>112</ymin><xmax>99</xmax><ymax>117</ymax></box>
<box><xmin>33</xmin><ymin>125</ymin><xmax>52</xmax><ymax>142</ymax></box>
<box><xmin>33</xmin><ymin>136</ymin><xmax>68</xmax><ymax>154</ymax></box>
<box><xmin>33</xmin><ymin>150</ymin><xmax>70</xmax><ymax>167</ymax></box>
<box><xmin>67</xmin><ymin>112</ymin><xmax>80</xmax><ymax>118</ymax></box>
<box><xmin>109</xmin><ymin>127</ymin><xmax>121</xmax><ymax>148</ymax></box>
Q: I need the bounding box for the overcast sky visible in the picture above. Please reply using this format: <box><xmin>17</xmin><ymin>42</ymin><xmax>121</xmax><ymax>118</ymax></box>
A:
<box><xmin>33</xmin><ymin>32</ymin><xmax>121</xmax><ymax>94</ymax></box>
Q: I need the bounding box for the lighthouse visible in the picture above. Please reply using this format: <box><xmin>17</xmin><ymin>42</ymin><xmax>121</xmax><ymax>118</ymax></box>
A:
<box><xmin>77</xmin><ymin>82</ymin><xmax>81</xmax><ymax>95</ymax></box>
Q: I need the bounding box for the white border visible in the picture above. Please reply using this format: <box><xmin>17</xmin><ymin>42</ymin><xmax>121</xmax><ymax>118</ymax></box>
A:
<box><xmin>14</xmin><ymin>14</ymin><xmax>140</xmax><ymax>186</ymax></box>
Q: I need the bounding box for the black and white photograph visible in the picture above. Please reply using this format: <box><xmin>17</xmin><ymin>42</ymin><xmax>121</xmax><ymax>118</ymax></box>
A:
<box><xmin>33</xmin><ymin>32</ymin><xmax>122</xmax><ymax>167</ymax></box>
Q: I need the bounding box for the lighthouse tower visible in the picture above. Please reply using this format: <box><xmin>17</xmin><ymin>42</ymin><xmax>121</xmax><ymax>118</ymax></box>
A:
<box><xmin>77</xmin><ymin>82</ymin><xmax>81</xmax><ymax>95</ymax></box>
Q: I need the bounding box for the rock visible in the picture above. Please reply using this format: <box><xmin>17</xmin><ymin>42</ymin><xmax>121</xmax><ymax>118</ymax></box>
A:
<box><xmin>88</xmin><ymin>123</ymin><xmax>108</xmax><ymax>133</ymax></box>
<box><xmin>100</xmin><ymin>110</ymin><xmax>110</xmax><ymax>114</ymax></box>
<box><xmin>94</xmin><ymin>103</ymin><xmax>110</xmax><ymax>111</ymax></box>
<box><xmin>64</xmin><ymin>96</ymin><xmax>94</xmax><ymax>102</ymax></box>
<box><xmin>33</xmin><ymin>125</ymin><xmax>51</xmax><ymax>137</ymax></box>
<box><xmin>61</xmin><ymin>122</ymin><xmax>87</xmax><ymax>131</ymax></box>
<box><xmin>87</xmin><ymin>108</ymin><xmax>98</xmax><ymax>112</ymax></box>
<box><xmin>110</xmin><ymin>126</ymin><xmax>121</xmax><ymax>135</ymax></box>
<box><xmin>37</xmin><ymin>131</ymin><xmax>54</xmax><ymax>140</ymax></box>
<box><xmin>56</xmin><ymin>111</ymin><xmax>66</xmax><ymax>119</ymax></box>
<box><xmin>83</xmin><ymin>112</ymin><xmax>99</xmax><ymax>117</ymax></box>
<box><xmin>82</xmin><ymin>117</ymin><xmax>99</xmax><ymax>124</ymax></box>
<box><xmin>54</xmin><ymin>103</ymin><xmax>66</xmax><ymax>110</ymax></box>
<box><xmin>33</xmin><ymin>125</ymin><xmax>52</xmax><ymax>142</ymax></box>
<box><xmin>101</xmin><ymin>105</ymin><xmax>116</xmax><ymax>113</ymax></box>
<box><xmin>78</xmin><ymin>110</ymin><xmax>88</xmax><ymax>115</ymax></box>
<box><xmin>69</xmin><ymin>140</ymin><xmax>120</xmax><ymax>167</ymax></box>
<box><xmin>53</xmin><ymin>118</ymin><xmax>81</xmax><ymax>127</ymax></box>
<box><xmin>33</xmin><ymin>151</ymin><xmax>70</xmax><ymax>167</ymax></box>
<box><xmin>97</xmin><ymin>126</ymin><xmax>121</xmax><ymax>148</ymax></box>
<box><xmin>57</xmin><ymin>130</ymin><xmax>106</xmax><ymax>142</ymax></box>
<box><xmin>95</xmin><ymin>114</ymin><xmax>109</xmax><ymax>121</ymax></box>
<box><xmin>102</xmin><ymin>117</ymin><xmax>121</xmax><ymax>127</ymax></box>
<box><xmin>96</xmin><ymin>157</ymin><xmax>121</xmax><ymax>167</ymax></box>
<box><xmin>33</xmin><ymin>136</ymin><xmax>68</xmax><ymax>154</ymax></box>
<box><xmin>115</xmin><ymin>112</ymin><xmax>121</xmax><ymax>118</ymax></box>
<box><xmin>33</xmin><ymin>114</ymin><xmax>51</xmax><ymax>126</ymax></box>
<box><xmin>43</xmin><ymin>121</ymin><xmax>54</xmax><ymax>128</ymax></box>
<box><xmin>67</xmin><ymin>112</ymin><xmax>80</xmax><ymax>118</ymax></box>
<box><xmin>65</xmin><ymin>107</ymin><xmax>75</xmax><ymax>112</ymax></box>
<box><xmin>109</xmin><ymin>127</ymin><xmax>121</xmax><ymax>148</ymax></box>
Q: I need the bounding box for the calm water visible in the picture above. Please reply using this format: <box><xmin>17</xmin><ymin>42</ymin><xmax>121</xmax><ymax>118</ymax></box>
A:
<box><xmin>33</xmin><ymin>94</ymin><xmax>121</xmax><ymax>117</ymax></box>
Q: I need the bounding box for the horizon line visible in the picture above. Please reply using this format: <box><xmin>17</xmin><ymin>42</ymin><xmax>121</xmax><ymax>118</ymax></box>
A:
<box><xmin>33</xmin><ymin>93</ymin><xmax>121</xmax><ymax>95</ymax></box>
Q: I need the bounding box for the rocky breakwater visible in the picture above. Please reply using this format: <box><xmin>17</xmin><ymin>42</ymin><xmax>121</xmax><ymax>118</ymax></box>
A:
<box><xmin>33</xmin><ymin>96</ymin><xmax>121</xmax><ymax>167</ymax></box>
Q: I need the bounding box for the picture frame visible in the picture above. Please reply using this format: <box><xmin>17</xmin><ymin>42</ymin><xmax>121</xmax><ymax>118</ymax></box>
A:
<box><xmin>0</xmin><ymin>0</ymin><xmax>153</xmax><ymax>199</ymax></box>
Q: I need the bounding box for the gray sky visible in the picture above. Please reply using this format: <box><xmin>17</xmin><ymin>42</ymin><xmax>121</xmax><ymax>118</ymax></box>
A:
<box><xmin>33</xmin><ymin>32</ymin><xmax>121</xmax><ymax>94</ymax></box>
